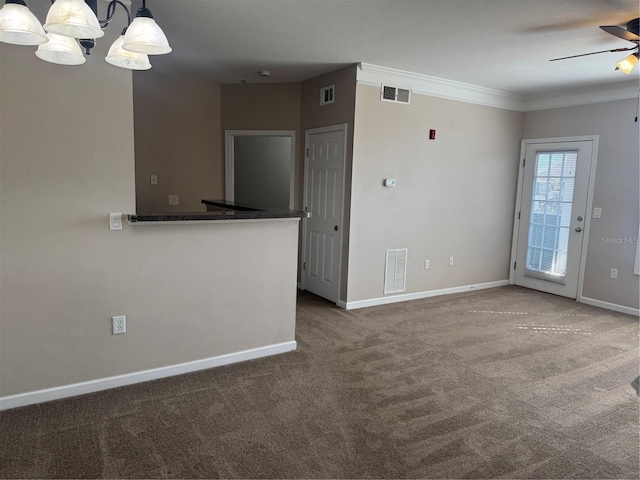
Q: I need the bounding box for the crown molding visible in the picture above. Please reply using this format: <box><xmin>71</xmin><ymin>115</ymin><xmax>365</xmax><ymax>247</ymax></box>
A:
<box><xmin>523</xmin><ymin>80</ymin><xmax>640</xmax><ymax>111</ymax></box>
<box><xmin>357</xmin><ymin>63</ymin><xmax>525</xmax><ymax>111</ymax></box>
<box><xmin>357</xmin><ymin>63</ymin><xmax>639</xmax><ymax>113</ymax></box>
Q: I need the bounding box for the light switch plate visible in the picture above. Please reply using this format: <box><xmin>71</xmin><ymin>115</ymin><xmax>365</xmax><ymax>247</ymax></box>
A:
<box><xmin>593</xmin><ymin>207</ymin><xmax>601</xmax><ymax>219</ymax></box>
<box><xmin>109</xmin><ymin>213</ymin><xmax>122</xmax><ymax>231</ymax></box>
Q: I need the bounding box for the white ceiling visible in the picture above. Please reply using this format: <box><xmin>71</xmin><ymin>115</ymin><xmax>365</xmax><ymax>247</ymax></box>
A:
<box><xmin>35</xmin><ymin>0</ymin><xmax>640</xmax><ymax>95</ymax></box>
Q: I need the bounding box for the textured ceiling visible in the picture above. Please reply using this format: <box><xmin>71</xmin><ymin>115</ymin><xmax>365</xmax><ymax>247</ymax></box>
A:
<box><xmin>32</xmin><ymin>0</ymin><xmax>640</xmax><ymax>95</ymax></box>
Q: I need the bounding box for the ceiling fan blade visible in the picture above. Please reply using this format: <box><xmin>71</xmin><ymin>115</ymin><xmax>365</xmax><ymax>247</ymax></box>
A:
<box><xmin>550</xmin><ymin>46</ymin><xmax>636</xmax><ymax>61</ymax></box>
<box><xmin>600</xmin><ymin>25</ymin><xmax>640</xmax><ymax>41</ymax></box>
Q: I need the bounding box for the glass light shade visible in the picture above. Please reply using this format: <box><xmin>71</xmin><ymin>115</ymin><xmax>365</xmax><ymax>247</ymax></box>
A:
<box><xmin>44</xmin><ymin>0</ymin><xmax>104</xmax><ymax>39</ymax></box>
<box><xmin>0</xmin><ymin>3</ymin><xmax>48</xmax><ymax>45</ymax></box>
<box><xmin>122</xmin><ymin>17</ymin><xmax>171</xmax><ymax>54</ymax></box>
<box><xmin>106</xmin><ymin>35</ymin><xmax>151</xmax><ymax>70</ymax></box>
<box><xmin>616</xmin><ymin>53</ymin><xmax>638</xmax><ymax>75</ymax></box>
<box><xmin>36</xmin><ymin>32</ymin><xmax>85</xmax><ymax>65</ymax></box>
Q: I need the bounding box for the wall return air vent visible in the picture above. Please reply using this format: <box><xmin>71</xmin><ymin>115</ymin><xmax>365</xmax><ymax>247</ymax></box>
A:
<box><xmin>384</xmin><ymin>248</ymin><xmax>408</xmax><ymax>294</ymax></box>
<box><xmin>381</xmin><ymin>85</ymin><xmax>411</xmax><ymax>105</ymax></box>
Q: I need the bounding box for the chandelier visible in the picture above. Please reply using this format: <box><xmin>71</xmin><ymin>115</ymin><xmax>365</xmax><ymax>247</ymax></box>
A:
<box><xmin>0</xmin><ymin>0</ymin><xmax>171</xmax><ymax>70</ymax></box>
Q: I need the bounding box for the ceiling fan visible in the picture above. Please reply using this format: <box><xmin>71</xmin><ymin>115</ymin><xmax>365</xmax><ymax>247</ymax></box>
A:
<box><xmin>550</xmin><ymin>17</ymin><xmax>640</xmax><ymax>74</ymax></box>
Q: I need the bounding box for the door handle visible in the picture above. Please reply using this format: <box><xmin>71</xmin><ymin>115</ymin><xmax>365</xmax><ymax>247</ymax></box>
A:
<box><xmin>334</xmin><ymin>225</ymin><xmax>339</xmax><ymax>231</ymax></box>
<box><xmin>575</xmin><ymin>227</ymin><xmax>582</xmax><ymax>233</ymax></box>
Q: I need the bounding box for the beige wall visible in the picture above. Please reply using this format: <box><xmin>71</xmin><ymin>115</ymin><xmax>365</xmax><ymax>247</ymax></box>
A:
<box><xmin>301</xmin><ymin>66</ymin><xmax>358</xmax><ymax>301</ymax></box>
<box><xmin>522</xmin><ymin>100</ymin><xmax>640</xmax><ymax>310</ymax></box>
<box><xmin>221</xmin><ymin>83</ymin><xmax>302</xmax><ymax>206</ymax></box>
<box><xmin>134</xmin><ymin>73</ymin><xmax>222</xmax><ymax>213</ymax></box>
<box><xmin>347</xmin><ymin>85</ymin><xmax>523</xmax><ymax>303</ymax></box>
<box><xmin>0</xmin><ymin>42</ymin><xmax>298</xmax><ymax>398</ymax></box>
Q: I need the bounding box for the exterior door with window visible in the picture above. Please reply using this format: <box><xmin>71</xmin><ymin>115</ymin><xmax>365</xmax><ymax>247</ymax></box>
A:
<box><xmin>513</xmin><ymin>140</ymin><xmax>595</xmax><ymax>298</ymax></box>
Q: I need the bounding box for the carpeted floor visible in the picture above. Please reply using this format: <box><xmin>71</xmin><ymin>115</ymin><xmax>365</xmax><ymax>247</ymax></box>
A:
<box><xmin>1</xmin><ymin>286</ymin><xmax>638</xmax><ymax>479</ymax></box>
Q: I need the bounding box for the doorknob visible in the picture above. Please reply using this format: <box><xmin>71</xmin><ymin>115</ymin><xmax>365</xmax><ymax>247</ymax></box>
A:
<box><xmin>575</xmin><ymin>227</ymin><xmax>582</xmax><ymax>232</ymax></box>
<box><xmin>576</xmin><ymin>216</ymin><xmax>583</xmax><ymax>222</ymax></box>
<box><xmin>334</xmin><ymin>225</ymin><xmax>339</xmax><ymax>231</ymax></box>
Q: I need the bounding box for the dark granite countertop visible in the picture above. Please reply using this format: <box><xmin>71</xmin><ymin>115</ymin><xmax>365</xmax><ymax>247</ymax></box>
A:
<box><xmin>128</xmin><ymin>200</ymin><xmax>307</xmax><ymax>224</ymax></box>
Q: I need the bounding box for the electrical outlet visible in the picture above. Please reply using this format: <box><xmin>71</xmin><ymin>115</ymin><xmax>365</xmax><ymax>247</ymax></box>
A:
<box><xmin>150</xmin><ymin>174</ymin><xmax>158</xmax><ymax>185</ymax></box>
<box><xmin>168</xmin><ymin>195</ymin><xmax>179</xmax><ymax>205</ymax></box>
<box><xmin>610</xmin><ymin>268</ymin><xmax>618</xmax><ymax>279</ymax></box>
<box><xmin>112</xmin><ymin>315</ymin><xmax>126</xmax><ymax>335</ymax></box>
<box><xmin>449</xmin><ymin>256</ymin><xmax>454</xmax><ymax>266</ymax></box>
<box><xmin>425</xmin><ymin>259</ymin><xmax>430</xmax><ymax>269</ymax></box>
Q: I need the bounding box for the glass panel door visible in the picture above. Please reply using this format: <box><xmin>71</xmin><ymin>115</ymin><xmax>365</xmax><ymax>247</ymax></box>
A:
<box><xmin>525</xmin><ymin>151</ymin><xmax>577</xmax><ymax>282</ymax></box>
<box><xmin>513</xmin><ymin>139</ymin><xmax>594</xmax><ymax>299</ymax></box>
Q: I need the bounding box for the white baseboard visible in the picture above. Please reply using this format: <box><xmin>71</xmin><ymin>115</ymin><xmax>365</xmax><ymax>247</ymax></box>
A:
<box><xmin>344</xmin><ymin>280</ymin><xmax>509</xmax><ymax>310</ymax></box>
<box><xmin>578</xmin><ymin>296</ymin><xmax>640</xmax><ymax>317</ymax></box>
<box><xmin>0</xmin><ymin>341</ymin><xmax>297</xmax><ymax>411</ymax></box>
<box><xmin>297</xmin><ymin>282</ymin><xmax>303</xmax><ymax>290</ymax></box>
<box><xmin>336</xmin><ymin>300</ymin><xmax>347</xmax><ymax>309</ymax></box>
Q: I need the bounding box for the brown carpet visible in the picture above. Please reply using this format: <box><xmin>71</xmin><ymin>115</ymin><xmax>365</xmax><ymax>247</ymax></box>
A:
<box><xmin>1</xmin><ymin>286</ymin><xmax>638</xmax><ymax>479</ymax></box>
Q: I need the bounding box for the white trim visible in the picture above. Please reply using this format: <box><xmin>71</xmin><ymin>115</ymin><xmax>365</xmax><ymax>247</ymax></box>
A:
<box><xmin>224</xmin><ymin>130</ymin><xmax>296</xmax><ymax>209</ymax></box>
<box><xmin>524</xmin><ymin>81</ymin><xmax>639</xmax><ymax>112</ymax></box>
<box><xmin>357</xmin><ymin>63</ymin><xmax>524</xmax><ymax>111</ymax></box>
<box><xmin>343</xmin><ymin>280</ymin><xmax>509</xmax><ymax>310</ymax></box>
<box><xmin>336</xmin><ymin>299</ymin><xmax>347</xmax><ymax>309</ymax></box>
<box><xmin>357</xmin><ymin>63</ymin><xmax>638</xmax><ymax>113</ymax></box>
<box><xmin>579</xmin><ymin>297</ymin><xmax>640</xmax><ymax>317</ymax></box>
<box><xmin>0</xmin><ymin>341</ymin><xmax>297</xmax><ymax>411</ymax></box>
<box><xmin>301</xmin><ymin>123</ymin><xmax>348</xmax><ymax>306</ymax></box>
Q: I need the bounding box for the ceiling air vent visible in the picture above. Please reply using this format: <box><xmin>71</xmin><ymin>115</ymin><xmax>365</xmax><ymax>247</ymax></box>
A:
<box><xmin>381</xmin><ymin>85</ymin><xmax>411</xmax><ymax>105</ymax></box>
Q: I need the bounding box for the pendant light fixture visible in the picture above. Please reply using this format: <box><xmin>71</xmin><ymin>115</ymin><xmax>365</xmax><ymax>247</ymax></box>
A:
<box><xmin>0</xmin><ymin>0</ymin><xmax>47</xmax><ymax>45</ymax></box>
<box><xmin>106</xmin><ymin>28</ymin><xmax>151</xmax><ymax>70</ymax></box>
<box><xmin>616</xmin><ymin>51</ymin><xmax>639</xmax><ymax>74</ymax></box>
<box><xmin>0</xmin><ymin>0</ymin><xmax>170</xmax><ymax>69</ymax></box>
<box><xmin>44</xmin><ymin>0</ymin><xmax>104</xmax><ymax>39</ymax></box>
<box><xmin>36</xmin><ymin>31</ymin><xmax>85</xmax><ymax>65</ymax></box>
<box><xmin>122</xmin><ymin>0</ymin><xmax>171</xmax><ymax>54</ymax></box>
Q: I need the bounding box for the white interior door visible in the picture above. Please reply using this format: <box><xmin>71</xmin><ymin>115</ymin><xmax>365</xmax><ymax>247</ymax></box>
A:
<box><xmin>512</xmin><ymin>139</ymin><xmax>595</xmax><ymax>298</ymax></box>
<box><xmin>302</xmin><ymin>125</ymin><xmax>346</xmax><ymax>303</ymax></box>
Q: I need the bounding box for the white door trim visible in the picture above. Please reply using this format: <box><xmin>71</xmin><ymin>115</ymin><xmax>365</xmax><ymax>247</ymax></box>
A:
<box><xmin>224</xmin><ymin>130</ymin><xmax>296</xmax><ymax>209</ymax></box>
<box><xmin>509</xmin><ymin>135</ymin><xmax>599</xmax><ymax>300</ymax></box>
<box><xmin>301</xmin><ymin>123</ymin><xmax>348</xmax><ymax>305</ymax></box>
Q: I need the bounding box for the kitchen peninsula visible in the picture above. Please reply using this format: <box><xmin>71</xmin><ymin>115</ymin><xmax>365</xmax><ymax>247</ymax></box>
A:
<box><xmin>121</xmin><ymin>200</ymin><xmax>306</xmax><ymax>400</ymax></box>
<box><xmin>127</xmin><ymin>199</ymin><xmax>307</xmax><ymax>224</ymax></box>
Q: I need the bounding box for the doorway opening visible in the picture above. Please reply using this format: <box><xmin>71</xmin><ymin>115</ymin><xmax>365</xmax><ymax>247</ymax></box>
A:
<box><xmin>225</xmin><ymin>130</ymin><xmax>296</xmax><ymax>209</ymax></box>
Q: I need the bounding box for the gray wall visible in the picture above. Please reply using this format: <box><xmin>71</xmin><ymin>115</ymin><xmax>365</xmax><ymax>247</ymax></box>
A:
<box><xmin>522</xmin><ymin>99</ymin><xmax>640</xmax><ymax>310</ymax></box>
<box><xmin>134</xmin><ymin>72</ymin><xmax>222</xmax><ymax>213</ymax></box>
<box><xmin>347</xmin><ymin>84</ymin><xmax>524</xmax><ymax>303</ymax></box>
<box><xmin>0</xmin><ymin>39</ymin><xmax>298</xmax><ymax>398</ymax></box>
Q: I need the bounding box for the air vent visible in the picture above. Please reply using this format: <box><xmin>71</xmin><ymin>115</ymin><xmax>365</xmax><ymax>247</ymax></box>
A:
<box><xmin>320</xmin><ymin>85</ymin><xmax>335</xmax><ymax>106</ymax></box>
<box><xmin>384</xmin><ymin>249</ymin><xmax>408</xmax><ymax>294</ymax></box>
<box><xmin>380</xmin><ymin>85</ymin><xmax>411</xmax><ymax>105</ymax></box>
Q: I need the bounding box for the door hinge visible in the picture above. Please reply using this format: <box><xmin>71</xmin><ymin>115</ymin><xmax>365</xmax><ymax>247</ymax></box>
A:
<box><xmin>306</xmin><ymin>148</ymin><xmax>309</xmax><ymax>157</ymax></box>
<box><xmin>518</xmin><ymin>211</ymin><xmax>520</xmax><ymax>219</ymax></box>
<box><xmin>303</xmin><ymin>262</ymin><xmax>306</xmax><ymax>271</ymax></box>
<box><xmin>522</xmin><ymin>158</ymin><xmax>525</xmax><ymax>167</ymax></box>
<box><xmin>513</xmin><ymin>261</ymin><xmax>516</xmax><ymax>270</ymax></box>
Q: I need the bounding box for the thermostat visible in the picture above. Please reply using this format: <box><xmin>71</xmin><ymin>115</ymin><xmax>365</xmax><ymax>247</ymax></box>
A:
<box><xmin>384</xmin><ymin>178</ymin><xmax>397</xmax><ymax>187</ymax></box>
